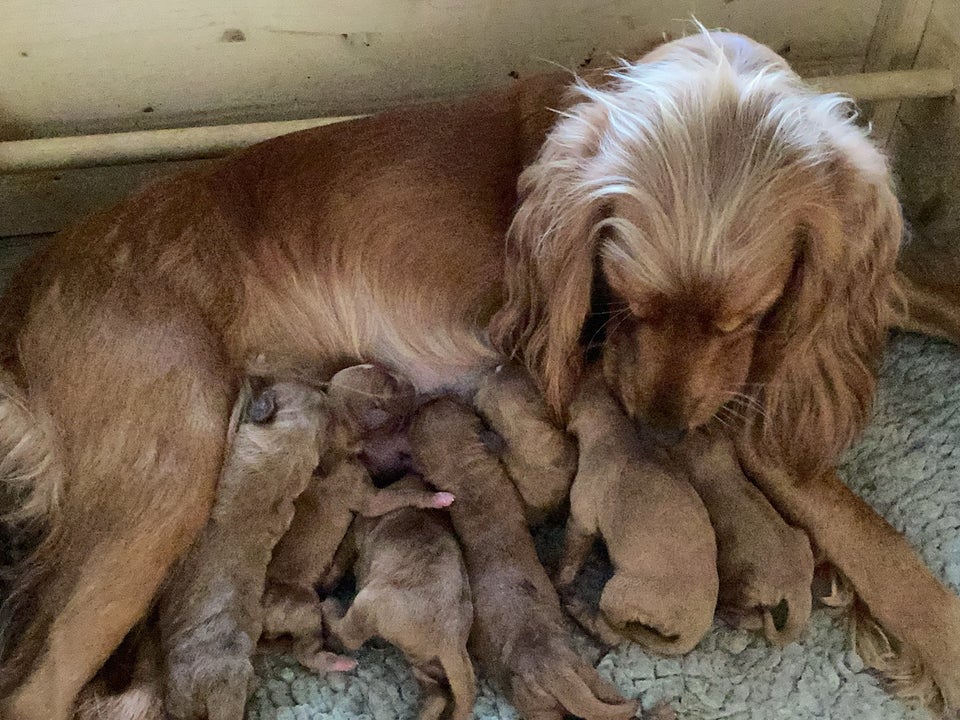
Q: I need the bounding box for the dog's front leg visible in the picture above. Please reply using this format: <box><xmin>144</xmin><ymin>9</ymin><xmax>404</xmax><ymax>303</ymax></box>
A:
<box><xmin>157</xmin><ymin>382</ymin><xmax>325</xmax><ymax>720</ymax></box>
<box><xmin>741</xmin><ymin>450</ymin><xmax>960</xmax><ymax>712</ymax></box>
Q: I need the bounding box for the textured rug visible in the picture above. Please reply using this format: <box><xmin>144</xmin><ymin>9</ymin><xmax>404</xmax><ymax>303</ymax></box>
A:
<box><xmin>247</xmin><ymin>332</ymin><xmax>959</xmax><ymax>720</ymax></box>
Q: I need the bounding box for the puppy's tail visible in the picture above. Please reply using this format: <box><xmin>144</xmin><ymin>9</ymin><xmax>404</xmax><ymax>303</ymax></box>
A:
<box><xmin>0</xmin><ymin>368</ymin><xmax>64</xmax><ymax>656</ymax></box>
<box><xmin>438</xmin><ymin>644</ymin><xmax>477</xmax><ymax>720</ymax></box>
<box><xmin>543</xmin><ymin>664</ymin><xmax>639</xmax><ymax>720</ymax></box>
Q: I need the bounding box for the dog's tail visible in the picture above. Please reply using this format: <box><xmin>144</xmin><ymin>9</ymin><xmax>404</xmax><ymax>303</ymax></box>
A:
<box><xmin>73</xmin><ymin>682</ymin><xmax>165</xmax><ymax>720</ymax></box>
<box><xmin>438</xmin><ymin>644</ymin><xmax>477</xmax><ymax>720</ymax></box>
<box><xmin>892</xmin><ymin>229</ymin><xmax>960</xmax><ymax>346</ymax></box>
<box><xmin>72</xmin><ymin>630</ymin><xmax>165</xmax><ymax>720</ymax></box>
<box><xmin>0</xmin><ymin>367</ymin><xmax>64</xmax><ymax>659</ymax></box>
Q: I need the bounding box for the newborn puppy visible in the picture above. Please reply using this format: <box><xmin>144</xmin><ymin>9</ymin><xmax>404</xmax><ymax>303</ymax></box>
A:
<box><xmin>323</xmin><ymin>475</ymin><xmax>476</xmax><ymax>720</ymax></box>
<box><xmin>262</xmin><ymin>364</ymin><xmax>452</xmax><ymax>672</ymax></box>
<box><xmin>473</xmin><ymin>364</ymin><xmax>578</xmax><ymax>525</ymax></box>
<box><xmin>158</xmin><ymin>379</ymin><xmax>329</xmax><ymax>720</ymax></box>
<box><xmin>410</xmin><ymin>397</ymin><xmax>639</xmax><ymax>720</ymax></box>
<box><xmin>669</xmin><ymin>427</ymin><xmax>814</xmax><ymax>644</ymax></box>
<box><xmin>557</xmin><ymin>367</ymin><xmax>718</xmax><ymax>656</ymax></box>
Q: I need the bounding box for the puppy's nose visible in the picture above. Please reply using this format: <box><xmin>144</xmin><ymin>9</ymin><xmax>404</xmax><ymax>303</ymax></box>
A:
<box><xmin>648</xmin><ymin>425</ymin><xmax>687</xmax><ymax>447</ymax></box>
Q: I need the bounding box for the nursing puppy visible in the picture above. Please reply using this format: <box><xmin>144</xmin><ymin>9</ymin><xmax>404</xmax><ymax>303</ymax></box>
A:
<box><xmin>669</xmin><ymin>427</ymin><xmax>815</xmax><ymax>644</ymax></box>
<box><xmin>556</xmin><ymin>367</ymin><xmax>718</xmax><ymax>655</ymax></box>
<box><xmin>409</xmin><ymin>397</ymin><xmax>639</xmax><ymax>720</ymax></box>
<box><xmin>472</xmin><ymin>364</ymin><xmax>578</xmax><ymax>525</ymax></box>
<box><xmin>323</xmin><ymin>475</ymin><xmax>476</xmax><ymax>720</ymax></box>
<box><xmin>262</xmin><ymin>364</ymin><xmax>452</xmax><ymax>673</ymax></box>
<box><xmin>158</xmin><ymin>379</ymin><xmax>329</xmax><ymax>720</ymax></box>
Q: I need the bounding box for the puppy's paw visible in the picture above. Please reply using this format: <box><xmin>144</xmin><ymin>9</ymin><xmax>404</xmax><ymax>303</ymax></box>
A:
<box><xmin>717</xmin><ymin>523</ymin><xmax>814</xmax><ymax>644</ymax></box>
<box><xmin>293</xmin><ymin>635</ymin><xmax>358</xmax><ymax>673</ymax></box>
<box><xmin>165</xmin><ymin>651</ymin><xmax>255</xmax><ymax>720</ymax></box>
<box><xmin>262</xmin><ymin>582</ymin><xmax>323</xmax><ymax>638</ymax></box>
<box><xmin>431</xmin><ymin>491</ymin><xmax>455</xmax><ymax>508</ymax></box>
<box><xmin>507</xmin><ymin>638</ymin><xmax>638</xmax><ymax>720</ymax></box>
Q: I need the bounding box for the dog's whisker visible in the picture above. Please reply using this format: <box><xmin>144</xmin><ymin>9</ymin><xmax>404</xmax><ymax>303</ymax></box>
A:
<box><xmin>712</xmin><ymin>410</ymin><xmax>734</xmax><ymax>431</ymax></box>
<box><xmin>588</xmin><ymin>307</ymin><xmax>632</xmax><ymax>346</ymax></box>
<box><xmin>723</xmin><ymin>391</ymin><xmax>768</xmax><ymax>417</ymax></box>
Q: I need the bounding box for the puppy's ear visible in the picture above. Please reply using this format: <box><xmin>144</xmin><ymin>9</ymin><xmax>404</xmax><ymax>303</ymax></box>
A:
<box><xmin>488</xmin><ymin>97</ymin><xmax>610</xmax><ymax>418</ymax></box>
<box><xmin>750</xmin><ymin>104</ymin><xmax>902</xmax><ymax>474</ymax></box>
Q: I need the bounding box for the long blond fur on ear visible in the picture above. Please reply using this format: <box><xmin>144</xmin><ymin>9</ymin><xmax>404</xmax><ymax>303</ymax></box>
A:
<box><xmin>488</xmin><ymin>97</ymin><xmax>610</xmax><ymax>415</ymax></box>
<box><xmin>749</xmin><ymin>113</ymin><xmax>902</xmax><ymax>475</ymax></box>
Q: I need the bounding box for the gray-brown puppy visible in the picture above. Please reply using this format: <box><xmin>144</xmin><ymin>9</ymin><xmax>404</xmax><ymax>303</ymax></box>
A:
<box><xmin>323</xmin><ymin>475</ymin><xmax>476</xmax><ymax>720</ymax></box>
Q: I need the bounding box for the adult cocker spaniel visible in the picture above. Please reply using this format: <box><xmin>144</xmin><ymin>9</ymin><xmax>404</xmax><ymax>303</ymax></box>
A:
<box><xmin>0</xmin><ymin>30</ymin><xmax>958</xmax><ymax>719</ymax></box>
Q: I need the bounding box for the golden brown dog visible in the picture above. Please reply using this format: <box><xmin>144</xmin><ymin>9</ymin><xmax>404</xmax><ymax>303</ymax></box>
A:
<box><xmin>2</xmin><ymin>29</ymin><xmax>960</xmax><ymax>719</ymax></box>
<box><xmin>262</xmin><ymin>364</ymin><xmax>452</xmax><ymax>673</ymax></box>
<box><xmin>322</xmin><ymin>475</ymin><xmax>476</xmax><ymax>720</ymax></box>
<box><xmin>487</xmin><ymin>34</ymin><xmax>960</xmax><ymax>709</ymax></box>
<box><xmin>556</xmin><ymin>366</ymin><xmax>718</xmax><ymax>655</ymax></box>
<box><xmin>409</xmin><ymin>397</ymin><xmax>639</xmax><ymax>720</ymax></box>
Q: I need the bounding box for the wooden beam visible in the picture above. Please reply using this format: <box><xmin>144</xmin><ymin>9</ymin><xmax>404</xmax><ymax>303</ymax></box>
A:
<box><xmin>863</xmin><ymin>0</ymin><xmax>937</xmax><ymax>147</ymax></box>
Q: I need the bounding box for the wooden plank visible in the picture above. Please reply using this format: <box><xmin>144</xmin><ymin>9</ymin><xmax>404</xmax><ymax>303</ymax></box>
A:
<box><xmin>0</xmin><ymin>56</ymin><xmax>870</xmax><ymax>239</ymax></box>
<box><xmin>2</xmin><ymin>0</ymin><xmax>882</xmax><ymax>140</ymax></box>
<box><xmin>890</xmin><ymin>0</ymin><xmax>960</xmax><ymax>262</ymax></box>
<box><xmin>0</xmin><ymin>159</ymin><xmax>213</xmax><ymax>237</ymax></box>
<box><xmin>0</xmin><ymin>235</ymin><xmax>48</xmax><ymax>292</ymax></box>
<box><xmin>863</xmin><ymin>0</ymin><xmax>936</xmax><ymax>147</ymax></box>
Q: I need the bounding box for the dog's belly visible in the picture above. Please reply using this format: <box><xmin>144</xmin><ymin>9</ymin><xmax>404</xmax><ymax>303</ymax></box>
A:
<box><xmin>235</xmin><ymin>268</ymin><xmax>502</xmax><ymax>397</ymax></box>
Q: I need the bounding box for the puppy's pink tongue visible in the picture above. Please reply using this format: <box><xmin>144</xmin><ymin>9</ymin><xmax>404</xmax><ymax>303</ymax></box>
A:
<box><xmin>331</xmin><ymin>657</ymin><xmax>358</xmax><ymax>672</ymax></box>
<box><xmin>432</xmin><ymin>492</ymin><xmax>455</xmax><ymax>508</ymax></box>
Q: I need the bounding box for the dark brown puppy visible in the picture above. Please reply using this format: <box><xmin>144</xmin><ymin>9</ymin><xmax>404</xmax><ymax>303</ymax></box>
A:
<box><xmin>409</xmin><ymin>397</ymin><xmax>640</xmax><ymax>720</ymax></box>
<box><xmin>262</xmin><ymin>364</ymin><xmax>452</xmax><ymax>673</ymax></box>
<box><xmin>323</xmin><ymin>475</ymin><xmax>476</xmax><ymax>720</ymax></box>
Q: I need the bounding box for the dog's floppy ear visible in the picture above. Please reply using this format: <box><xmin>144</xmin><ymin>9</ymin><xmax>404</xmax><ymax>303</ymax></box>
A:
<box><xmin>750</xmin><ymin>107</ymin><xmax>902</xmax><ymax>475</ymax></box>
<box><xmin>488</xmin><ymin>98</ymin><xmax>609</xmax><ymax>417</ymax></box>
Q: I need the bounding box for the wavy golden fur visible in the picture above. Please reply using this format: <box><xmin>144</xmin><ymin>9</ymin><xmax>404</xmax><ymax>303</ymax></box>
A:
<box><xmin>490</xmin><ymin>34</ymin><xmax>898</xmax><ymax>474</ymax></box>
<box><xmin>1</xmin><ymin>29</ymin><xmax>960</xmax><ymax>720</ymax></box>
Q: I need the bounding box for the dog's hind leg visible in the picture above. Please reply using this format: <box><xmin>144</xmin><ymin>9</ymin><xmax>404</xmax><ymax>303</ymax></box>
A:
<box><xmin>0</xmin><ymin>301</ymin><xmax>234</xmax><ymax>720</ymax></box>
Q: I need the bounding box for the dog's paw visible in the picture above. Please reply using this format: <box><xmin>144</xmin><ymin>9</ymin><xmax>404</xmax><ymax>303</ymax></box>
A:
<box><xmin>850</xmin><ymin>591</ymin><xmax>960</xmax><ymax>715</ymax></box>
<box><xmin>717</xmin><ymin>523</ymin><xmax>814</xmax><ymax>644</ymax></box>
<box><xmin>165</xmin><ymin>651</ymin><xmax>256</xmax><ymax>720</ymax></box>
